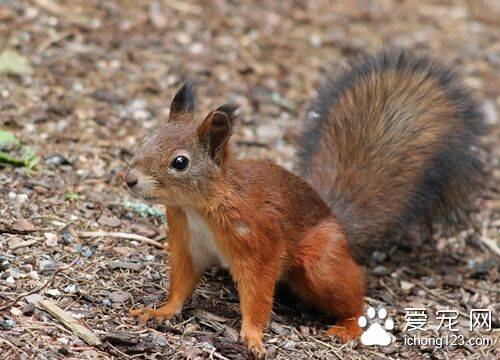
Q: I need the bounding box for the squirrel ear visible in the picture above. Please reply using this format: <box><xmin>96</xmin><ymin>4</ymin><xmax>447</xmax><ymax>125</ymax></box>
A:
<box><xmin>169</xmin><ymin>80</ymin><xmax>196</xmax><ymax>121</ymax></box>
<box><xmin>197</xmin><ymin>103</ymin><xmax>240</xmax><ymax>165</ymax></box>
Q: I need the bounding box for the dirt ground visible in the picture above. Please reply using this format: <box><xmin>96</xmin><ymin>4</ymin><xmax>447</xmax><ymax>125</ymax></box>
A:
<box><xmin>0</xmin><ymin>1</ymin><xmax>498</xmax><ymax>359</ymax></box>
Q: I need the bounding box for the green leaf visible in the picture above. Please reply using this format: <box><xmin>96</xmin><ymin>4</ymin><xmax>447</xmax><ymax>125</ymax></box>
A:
<box><xmin>0</xmin><ymin>151</ymin><xmax>25</xmax><ymax>166</ymax></box>
<box><xmin>0</xmin><ymin>130</ymin><xmax>39</xmax><ymax>171</ymax></box>
<box><xmin>0</xmin><ymin>50</ymin><xmax>33</xmax><ymax>76</ymax></box>
<box><xmin>0</xmin><ymin>130</ymin><xmax>21</xmax><ymax>151</ymax></box>
<box><xmin>21</xmin><ymin>145</ymin><xmax>40</xmax><ymax>171</ymax></box>
<box><xmin>65</xmin><ymin>192</ymin><xmax>81</xmax><ymax>202</ymax></box>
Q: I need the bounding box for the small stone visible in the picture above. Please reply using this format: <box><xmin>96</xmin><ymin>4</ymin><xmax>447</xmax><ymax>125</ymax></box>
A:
<box><xmin>44</xmin><ymin>233</ymin><xmax>58</xmax><ymax>247</ymax></box>
<box><xmin>0</xmin><ymin>257</ymin><xmax>9</xmax><ymax>271</ymax></box>
<box><xmin>64</xmin><ymin>284</ymin><xmax>77</xmax><ymax>293</ymax></box>
<box><xmin>45</xmin><ymin>154</ymin><xmax>71</xmax><ymax>167</ymax></box>
<box><xmin>47</xmin><ymin>289</ymin><xmax>61</xmax><ymax>297</ymax></box>
<box><xmin>40</xmin><ymin>259</ymin><xmax>57</xmax><ymax>272</ymax></box>
<box><xmin>83</xmin><ymin>249</ymin><xmax>93</xmax><ymax>258</ymax></box>
<box><xmin>98</xmin><ymin>215</ymin><xmax>122</xmax><ymax>228</ymax></box>
<box><xmin>21</xmin><ymin>303</ymin><xmax>35</xmax><ymax>316</ymax></box>
<box><xmin>5</xmin><ymin>276</ymin><xmax>15</xmax><ymax>285</ymax></box>
<box><xmin>110</xmin><ymin>261</ymin><xmax>141</xmax><ymax>272</ymax></box>
<box><xmin>57</xmin><ymin>337</ymin><xmax>69</xmax><ymax>345</ymax></box>
<box><xmin>10</xmin><ymin>307</ymin><xmax>22</xmax><ymax>316</ymax></box>
<box><xmin>9</xmin><ymin>268</ymin><xmax>22</xmax><ymax>279</ymax></box>
<box><xmin>151</xmin><ymin>330</ymin><xmax>167</xmax><ymax>346</ymax></box>
<box><xmin>372</xmin><ymin>251</ymin><xmax>387</xmax><ymax>263</ymax></box>
<box><xmin>108</xmin><ymin>291</ymin><xmax>131</xmax><ymax>303</ymax></box>
<box><xmin>61</xmin><ymin>227</ymin><xmax>76</xmax><ymax>243</ymax></box>
<box><xmin>423</xmin><ymin>276</ymin><xmax>438</xmax><ymax>289</ymax></box>
<box><xmin>468</xmin><ymin>258</ymin><xmax>497</xmax><ymax>277</ymax></box>
<box><xmin>0</xmin><ymin>318</ymin><xmax>16</xmax><ymax>330</ymax></box>
<box><xmin>373</xmin><ymin>265</ymin><xmax>391</xmax><ymax>276</ymax></box>
<box><xmin>400</xmin><ymin>280</ymin><xmax>415</xmax><ymax>293</ymax></box>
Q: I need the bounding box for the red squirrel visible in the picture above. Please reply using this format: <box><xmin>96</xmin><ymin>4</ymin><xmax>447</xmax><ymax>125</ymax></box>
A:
<box><xmin>124</xmin><ymin>49</ymin><xmax>485</xmax><ymax>357</ymax></box>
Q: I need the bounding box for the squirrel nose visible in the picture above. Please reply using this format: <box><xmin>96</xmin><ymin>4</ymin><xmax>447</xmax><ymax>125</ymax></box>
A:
<box><xmin>124</xmin><ymin>171</ymin><xmax>138</xmax><ymax>188</ymax></box>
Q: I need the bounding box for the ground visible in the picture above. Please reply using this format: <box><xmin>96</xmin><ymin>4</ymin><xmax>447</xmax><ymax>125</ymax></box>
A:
<box><xmin>0</xmin><ymin>1</ymin><xmax>498</xmax><ymax>359</ymax></box>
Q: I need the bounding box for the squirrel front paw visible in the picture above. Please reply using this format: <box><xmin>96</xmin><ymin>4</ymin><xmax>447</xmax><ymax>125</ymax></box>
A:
<box><xmin>129</xmin><ymin>304</ymin><xmax>179</xmax><ymax>324</ymax></box>
<box><xmin>241</xmin><ymin>329</ymin><xmax>266</xmax><ymax>359</ymax></box>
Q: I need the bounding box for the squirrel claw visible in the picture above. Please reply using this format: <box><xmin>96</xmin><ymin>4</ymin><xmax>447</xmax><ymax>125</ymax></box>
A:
<box><xmin>241</xmin><ymin>331</ymin><xmax>266</xmax><ymax>359</ymax></box>
<box><xmin>324</xmin><ymin>318</ymin><xmax>362</xmax><ymax>343</ymax></box>
<box><xmin>247</xmin><ymin>342</ymin><xmax>266</xmax><ymax>359</ymax></box>
<box><xmin>129</xmin><ymin>308</ymin><xmax>165</xmax><ymax>324</ymax></box>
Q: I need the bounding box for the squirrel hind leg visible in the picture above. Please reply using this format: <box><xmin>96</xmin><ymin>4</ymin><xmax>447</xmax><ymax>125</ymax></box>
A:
<box><xmin>288</xmin><ymin>218</ymin><xmax>365</xmax><ymax>341</ymax></box>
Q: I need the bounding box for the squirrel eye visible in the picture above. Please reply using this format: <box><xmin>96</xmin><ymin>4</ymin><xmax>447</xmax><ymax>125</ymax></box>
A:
<box><xmin>170</xmin><ymin>155</ymin><xmax>189</xmax><ymax>171</ymax></box>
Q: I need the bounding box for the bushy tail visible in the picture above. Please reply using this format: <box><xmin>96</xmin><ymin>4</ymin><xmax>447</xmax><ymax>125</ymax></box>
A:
<box><xmin>296</xmin><ymin>49</ymin><xmax>487</xmax><ymax>258</ymax></box>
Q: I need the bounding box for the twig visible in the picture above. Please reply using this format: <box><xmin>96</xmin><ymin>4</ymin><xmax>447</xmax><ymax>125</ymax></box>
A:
<box><xmin>26</xmin><ymin>294</ymin><xmax>102</xmax><ymax>346</ymax></box>
<box><xmin>480</xmin><ymin>233</ymin><xmax>500</xmax><ymax>257</ymax></box>
<box><xmin>79</xmin><ymin>230</ymin><xmax>164</xmax><ymax>249</ymax></box>
<box><xmin>0</xmin><ymin>258</ymin><xmax>78</xmax><ymax>312</ymax></box>
<box><xmin>165</xmin><ymin>0</ymin><xmax>202</xmax><ymax>15</ymax></box>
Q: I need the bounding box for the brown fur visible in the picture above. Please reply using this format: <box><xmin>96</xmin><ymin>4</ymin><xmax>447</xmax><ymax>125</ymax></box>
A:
<box><xmin>126</xmin><ymin>50</ymin><xmax>485</xmax><ymax>357</ymax></box>
<box><xmin>297</xmin><ymin>49</ymin><xmax>486</xmax><ymax>258</ymax></box>
<box><xmin>126</xmin><ymin>84</ymin><xmax>365</xmax><ymax>357</ymax></box>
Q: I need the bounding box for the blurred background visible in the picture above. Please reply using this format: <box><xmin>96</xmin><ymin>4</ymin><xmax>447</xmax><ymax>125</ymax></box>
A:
<box><xmin>0</xmin><ymin>1</ymin><xmax>498</xmax><ymax>359</ymax></box>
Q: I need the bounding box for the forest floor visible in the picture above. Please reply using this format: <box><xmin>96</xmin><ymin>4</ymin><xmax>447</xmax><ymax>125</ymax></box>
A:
<box><xmin>0</xmin><ymin>1</ymin><xmax>498</xmax><ymax>359</ymax></box>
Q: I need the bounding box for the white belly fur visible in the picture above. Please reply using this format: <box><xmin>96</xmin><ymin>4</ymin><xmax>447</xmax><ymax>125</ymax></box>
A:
<box><xmin>183</xmin><ymin>207</ymin><xmax>228</xmax><ymax>271</ymax></box>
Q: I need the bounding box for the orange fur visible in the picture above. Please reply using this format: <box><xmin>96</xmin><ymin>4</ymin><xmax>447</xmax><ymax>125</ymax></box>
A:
<box><xmin>127</xmin><ymin>82</ymin><xmax>366</xmax><ymax>357</ymax></box>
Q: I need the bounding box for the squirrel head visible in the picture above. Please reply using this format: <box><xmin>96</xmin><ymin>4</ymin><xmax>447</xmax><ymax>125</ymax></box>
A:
<box><xmin>124</xmin><ymin>81</ymin><xmax>240</xmax><ymax>206</ymax></box>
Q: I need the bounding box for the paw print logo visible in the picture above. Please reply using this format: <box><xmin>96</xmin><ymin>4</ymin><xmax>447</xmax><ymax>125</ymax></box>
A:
<box><xmin>358</xmin><ymin>307</ymin><xmax>395</xmax><ymax>346</ymax></box>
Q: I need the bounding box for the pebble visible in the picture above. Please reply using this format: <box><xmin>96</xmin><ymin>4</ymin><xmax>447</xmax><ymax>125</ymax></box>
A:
<box><xmin>9</xmin><ymin>268</ymin><xmax>22</xmax><ymax>279</ymax></box>
<box><xmin>110</xmin><ymin>261</ymin><xmax>141</xmax><ymax>272</ymax></box>
<box><xmin>5</xmin><ymin>276</ymin><xmax>15</xmax><ymax>285</ymax></box>
<box><xmin>151</xmin><ymin>330</ymin><xmax>168</xmax><ymax>346</ymax></box>
<box><xmin>83</xmin><ymin>249</ymin><xmax>94</xmax><ymax>258</ymax></box>
<box><xmin>372</xmin><ymin>251</ymin><xmax>387</xmax><ymax>263</ymax></box>
<box><xmin>0</xmin><ymin>318</ymin><xmax>16</xmax><ymax>330</ymax></box>
<box><xmin>61</xmin><ymin>227</ymin><xmax>76</xmax><ymax>243</ymax></box>
<box><xmin>22</xmin><ymin>303</ymin><xmax>35</xmax><ymax>316</ymax></box>
<box><xmin>423</xmin><ymin>276</ymin><xmax>438</xmax><ymax>289</ymax></box>
<box><xmin>0</xmin><ymin>257</ymin><xmax>9</xmax><ymax>271</ymax></box>
<box><xmin>98</xmin><ymin>215</ymin><xmax>122</xmax><ymax>228</ymax></box>
<box><xmin>10</xmin><ymin>307</ymin><xmax>22</xmax><ymax>316</ymax></box>
<box><xmin>108</xmin><ymin>291</ymin><xmax>131</xmax><ymax>303</ymax></box>
<box><xmin>47</xmin><ymin>289</ymin><xmax>61</xmax><ymax>297</ymax></box>
<box><xmin>40</xmin><ymin>259</ymin><xmax>57</xmax><ymax>272</ymax></box>
<box><xmin>45</xmin><ymin>154</ymin><xmax>71</xmax><ymax>167</ymax></box>
<box><xmin>400</xmin><ymin>280</ymin><xmax>415</xmax><ymax>293</ymax></box>
<box><xmin>468</xmin><ymin>258</ymin><xmax>497</xmax><ymax>277</ymax></box>
<box><xmin>373</xmin><ymin>265</ymin><xmax>391</xmax><ymax>276</ymax></box>
<box><xmin>64</xmin><ymin>284</ymin><xmax>77</xmax><ymax>293</ymax></box>
<box><xmin>44</xmin><ymin>232</ymin><xmax>58</xmax><ymax>247</ymax></box>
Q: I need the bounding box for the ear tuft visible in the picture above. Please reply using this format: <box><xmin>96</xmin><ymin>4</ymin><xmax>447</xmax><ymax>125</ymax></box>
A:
<box><xmin>169</xmin><ymin>80</ymin><xmax>196</xmax><ymax>120</ymax></box>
